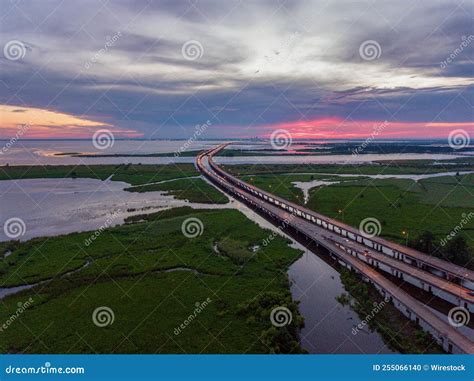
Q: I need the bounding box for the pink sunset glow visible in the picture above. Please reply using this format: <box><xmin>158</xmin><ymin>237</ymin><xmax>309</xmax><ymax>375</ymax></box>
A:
<box><xmin>260</xmin><ymin>118</ymin><xmax>474</xmax><ymax>140</ymax></box>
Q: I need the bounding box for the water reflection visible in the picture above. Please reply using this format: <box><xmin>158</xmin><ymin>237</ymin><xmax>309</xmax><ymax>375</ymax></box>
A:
<box><xmin>289</xmin><ymin>250</ymin><xmax>395</xmax><ymax>354</ymax></box>
<box><xmin>0</xmin><ymin>177</ymin><xmax>228</xmax><ymax>242</ymax></box>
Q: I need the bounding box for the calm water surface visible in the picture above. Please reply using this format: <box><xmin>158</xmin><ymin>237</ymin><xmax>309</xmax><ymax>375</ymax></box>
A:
<box><xmin>2</xmin><ymin>140</ymin><xmax>466</xmax><ymax>353</ymax></box>
<box><xmin>0</xmin><ymin>177</ymin><xmax>231</xmax><ymax>242</ymax></box>
<box><xmin>0</xmin><ymin>140</ymin><xmax>468</xmax><ymax>165</ymax></box>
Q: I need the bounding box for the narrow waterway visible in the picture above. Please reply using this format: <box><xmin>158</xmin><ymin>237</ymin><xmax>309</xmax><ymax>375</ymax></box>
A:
<box><xmin>198</xmin><ymin>183</ymin><xmax>396</xmax><ymax>354</ymax></box>
<box><xmin>288</xmin><ymin>249</ymin><xmax>395</xmax><ymax>354</ymax></box>
<box><xmin>0</xmin><ymin>176</ymin><xmax>395</xmax><ymax>353</ymax></box>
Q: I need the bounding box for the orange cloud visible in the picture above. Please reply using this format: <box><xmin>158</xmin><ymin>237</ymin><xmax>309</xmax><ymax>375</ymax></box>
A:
<box><xmin>261</xmin><ymin>117</ymin><xmax>474</xmax><ymax>139</ymax></box>
<box><xmin>0</xmin><ymin>105</ymin><xmax>142</xmax><ymax>139</ymax></box>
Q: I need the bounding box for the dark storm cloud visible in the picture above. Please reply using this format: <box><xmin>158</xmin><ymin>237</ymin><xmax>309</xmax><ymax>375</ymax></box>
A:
<box><xmin>0</xmin><ymin>0</ymin><xmax>472</xmax><ymax>138</ymax></box>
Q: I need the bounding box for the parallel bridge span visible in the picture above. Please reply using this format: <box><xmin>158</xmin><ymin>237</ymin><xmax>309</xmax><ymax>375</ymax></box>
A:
<box><xmin>205</xmin><ymin>144</ymin><xmax>474</xmax><ymax>311</ymax></box>
<box><xmin>196</xmin><ymin>143</ymin><xmax>474</xmax><ymax>354</ymax></box>
<box><xmin>209</xmin><ymin>144</ymin><xmax>474</xmax><ymax>290</ymax></box>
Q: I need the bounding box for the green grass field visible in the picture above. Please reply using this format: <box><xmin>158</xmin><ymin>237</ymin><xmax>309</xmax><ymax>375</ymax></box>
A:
<box><xmin>223</xmin><ymin>160</ymin><xmax>473</xmax><ymax>176</ymax></box>
<box><xmin>0</xmin><ymin>208</ymin><xmax>304</xmax><ymax>354</ymax></box>
<box><xmin>306</xmin><ymin>174</ymin><xmax>474</xmax><ymax>249</ymax></box>
<box><xmin>233</xmin><ymin>170</ymin><xmax>474</xmax><ymax>257</ymax></box>
<box><xmin>240</xmin><ymin>173</ymin><xmax>361</xmax><ymax>204</ymax></box>
<box><xmin>126</xmin><ymin>178</ymin><xmax>228</xmax><ymax>204</ymax></box>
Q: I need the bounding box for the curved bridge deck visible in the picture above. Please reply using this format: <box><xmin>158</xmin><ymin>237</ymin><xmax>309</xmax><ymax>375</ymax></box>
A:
<box><xmin>196</xmin><ymin>144</ymin><xmax>473</xmax><ymax>354</ymax></box>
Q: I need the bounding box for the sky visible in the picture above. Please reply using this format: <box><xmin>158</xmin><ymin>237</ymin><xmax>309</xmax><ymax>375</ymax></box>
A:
<box><xmin>0</xmin><ymin>0</ymin><xmax>473</xmax><ymax>140</ymax></box>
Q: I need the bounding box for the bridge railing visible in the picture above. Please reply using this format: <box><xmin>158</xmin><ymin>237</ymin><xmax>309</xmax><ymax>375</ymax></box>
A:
<box><xmin>204</xmin><ymin>146</ymin><xmax>474</xmax><ymax>290</ymax></box>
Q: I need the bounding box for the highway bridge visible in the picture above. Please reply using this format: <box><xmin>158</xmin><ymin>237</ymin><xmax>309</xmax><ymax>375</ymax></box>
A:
<box><xmin>196</xmin><ymin>143</ymin><xmax>474</xmax><ymax>354</ymax></box>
